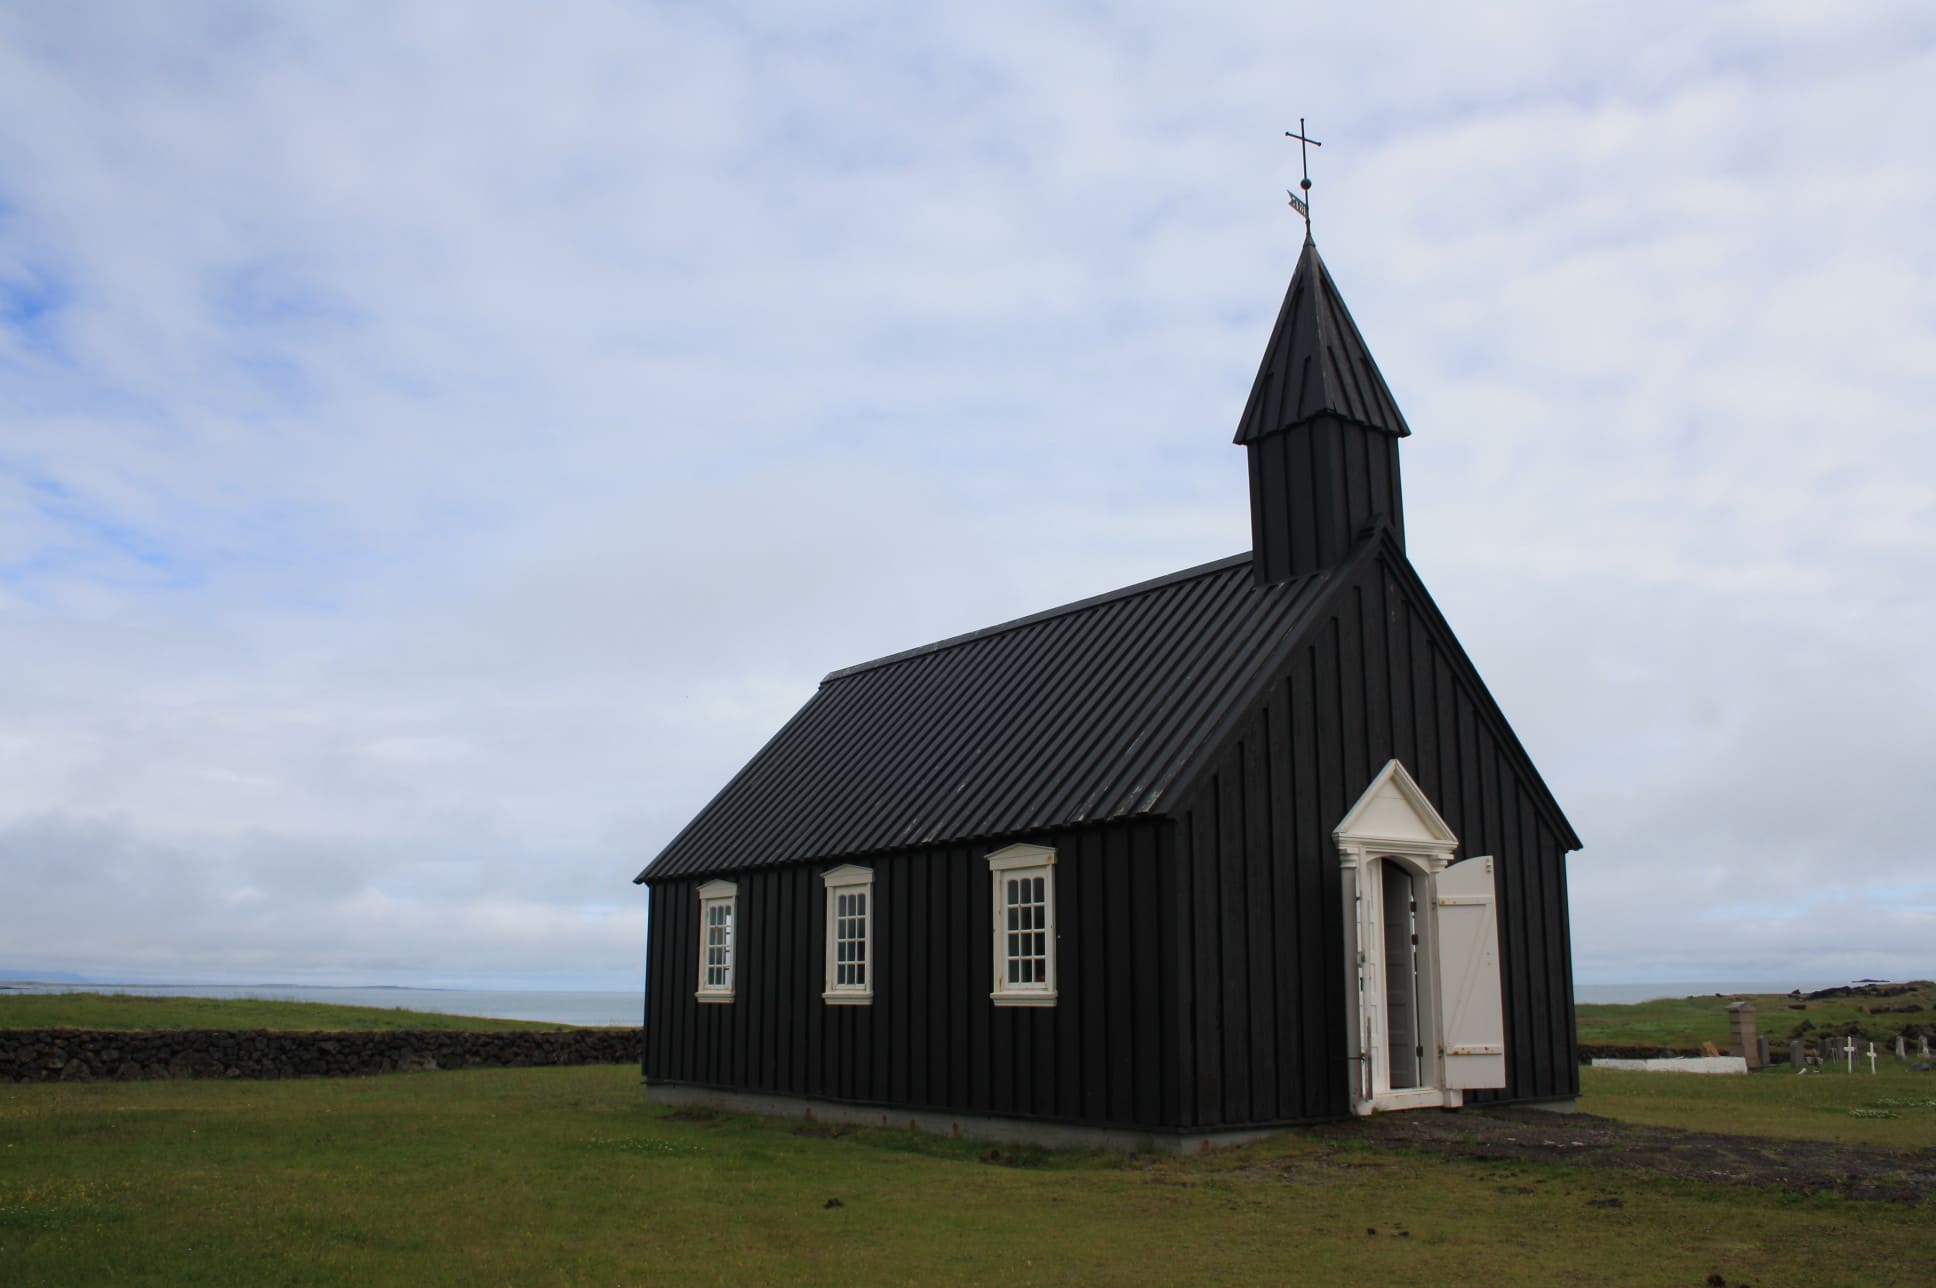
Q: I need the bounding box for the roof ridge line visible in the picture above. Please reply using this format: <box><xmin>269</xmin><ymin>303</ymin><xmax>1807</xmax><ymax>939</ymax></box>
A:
<box><xmin>821</xmin><ymin>551</ymin><xmax>1255</xmax><ymax>684</ymax></box>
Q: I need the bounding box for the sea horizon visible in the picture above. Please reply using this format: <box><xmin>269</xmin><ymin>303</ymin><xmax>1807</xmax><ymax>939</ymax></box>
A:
<box><xmin>5</xmin><ymin>974</ymin><xmax>1908</xmax><ymax>1020</ymax></box>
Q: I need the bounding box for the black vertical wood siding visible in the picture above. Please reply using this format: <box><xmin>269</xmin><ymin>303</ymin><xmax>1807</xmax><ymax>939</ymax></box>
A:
<box><xmin>643</xmin><ymin>820</ymin><xmax>1182</xmax><ymax>1130</ymax></box>
<box><xmin>1248</xmin><ymin>414</ymin><xmax>1404</xmax><ymax>584</ymax></box>
<box><xmin>1169</xmin><ymin>548</ymin><xmax>1576</xmax><ymax>1126</ymax></box>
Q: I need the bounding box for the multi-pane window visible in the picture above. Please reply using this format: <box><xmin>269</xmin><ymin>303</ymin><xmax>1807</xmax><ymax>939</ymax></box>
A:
<box><xmin>1003</xmin><ymin>875</ymin><xmax>1049</xmax><ymax>985</ymax></box>
<box><xmin>986</xmin><ymin>844</ymin><xmax>1057</xmax><ymax>1006</ymax></box>
<box><xmin>695</xmin><ymin>879</ymin><xmax>737</xmax><ymax>1002</ymax></box>
<box><xmin>821</xmin><ymin>865</ymin><xmax>874</xmax><ymax>1004</ymax></box>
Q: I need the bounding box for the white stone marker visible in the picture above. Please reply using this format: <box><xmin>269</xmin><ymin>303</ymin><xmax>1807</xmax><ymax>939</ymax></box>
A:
<box><xmin>1867</xmin><ymin>1041</ymin><xmax>1878</xmax><ymax>1075</ymax></box>
<box><xmin>1844</xmin><ymin>1036</ymin><xmax>1857</xmax><ymax>1073</ymax></box>
<box><xmin>1923</xmin><ymin>1035</ymin><xmax>1932</xmax><ymax>1059</ymax></box>
<box><xmin>1897</xmin><ymin>1036</ymin><xmax>1908</xmax><ymax>1061</ymax></box>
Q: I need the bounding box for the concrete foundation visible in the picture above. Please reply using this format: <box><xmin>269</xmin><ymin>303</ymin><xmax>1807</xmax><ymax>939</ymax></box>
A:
<box><xmin>644</xmin><ymin>1082</ymin><xmax>1578</xmax><ymax>1152</ymax></box>
<box><xmin>646</xmin><ymin>1082</ymin><xmax>1296</xmax><ymax>1154</ymax></box>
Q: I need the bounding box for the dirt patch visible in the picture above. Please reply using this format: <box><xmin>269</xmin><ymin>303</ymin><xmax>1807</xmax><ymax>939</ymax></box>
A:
<box><xmin>1309</xmin><ymin>1106</ymin><xmax>1936</xmax><ymax>1203</ymax></box>
<box><xmin>658</xmin><ymin>1106</ymin><xmax>721</xmax><ymax>1124</ymax></box>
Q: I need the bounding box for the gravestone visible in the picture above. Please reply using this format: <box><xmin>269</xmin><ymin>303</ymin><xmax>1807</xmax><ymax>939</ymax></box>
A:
<box><xmin>1922</xmin><ymin>1035</ymin><xmax>1931</xmax><ymax>1059</ymax></box>
<box><xmin>1757</xmin><ymin>1035</ymin><xmax>1770</xmax><ymax>1068</ymax></box>
<box><xmin>1897</xmin><ymin>1036</ymin><xmax>1908</xmax><ymax>1061</ymax></box>
<box><xmin>1727</xmin><ymin>1001</ymin><xmax>1759</xmax><ymax>1069</ymax></box>
<box><xmin>1788</xmin><ymin>1039</ymin><xmax>1805</xmax><ymax>1071</ymax></box>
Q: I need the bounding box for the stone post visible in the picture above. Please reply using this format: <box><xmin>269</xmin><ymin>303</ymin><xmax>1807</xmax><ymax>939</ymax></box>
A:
<box><xmin>1922</xmin><ymin>1035</ymin><xmax>1931</xmax><ymax>1059</ymax></box>
<box><xmin>1727</xmin><ymin>1001</ymin><xmax>1759</xmax><ymax>1070</ymax></box>
<box><xmin>1897</xmin><ymin>1035</ymin><xmax>1908</xmax><ymax>1061</ymax></box>
<box><xmin>1788</xmin><ymin>1039</ymin><xmax>1805</xmax><ymax>1070</ymax></box>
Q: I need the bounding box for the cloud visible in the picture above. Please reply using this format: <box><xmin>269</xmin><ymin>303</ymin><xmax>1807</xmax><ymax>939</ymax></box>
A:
<box><xmin>0</xmin><ymin>2</ymin><xmax>1932</xmax><ymax>989</ymax></box>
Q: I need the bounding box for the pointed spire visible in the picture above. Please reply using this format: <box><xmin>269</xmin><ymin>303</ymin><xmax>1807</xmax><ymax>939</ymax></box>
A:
<box><xmin>1233</xmin><ymin>237</ymin><xmax>1410</xmax><ymax>445</ymax></box>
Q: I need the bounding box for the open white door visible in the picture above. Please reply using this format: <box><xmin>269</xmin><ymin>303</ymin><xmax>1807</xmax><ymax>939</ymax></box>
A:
<box><xmin>1435</xmin><ymin>855</ymin><xmax>1506</xmax><ymax>1090</ymax></box>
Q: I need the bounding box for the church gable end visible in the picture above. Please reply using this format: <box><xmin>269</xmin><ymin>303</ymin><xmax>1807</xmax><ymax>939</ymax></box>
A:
<box><xmin>1164</xmin><ymin>535</ymin><xmax>1578</xmax><ymax>1125</ymax></box>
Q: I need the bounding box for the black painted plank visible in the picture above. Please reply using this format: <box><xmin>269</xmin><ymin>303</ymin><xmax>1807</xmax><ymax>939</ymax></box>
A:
<box><xmin>1215</xmin><ymin>768</ymin><xmax>1250</xmax><ymax>1124</ymax></box>
<box><xmin>889</xmin><ymin>859</ymin><xmax>909</xmax><ymax>1106</ymax></box>
<box><xmin>968</xmin><ymin>851</ymin><xmax>991</xmax><ymax>1113</ymax></box>
<box><xmin>1084</xmin><ymin>840</ymin><xmax>1115</xmax><ymax>1123</ymax></box>
<box><xmin>1130</xmin><ymin>823</ymin><xmax>1164</xmax><ymax>1126</ymax></box>
<box><xmin>1165</xmin><ymin>817</ymin><xmax>1193</xmax><ymax>1127</ymax></box>
<box><xmin>1389</xmin><ymin>579</ymin><xmax>1416</xmax><ymax>779</ymax></box>
<box><xmin>1264</xmin><ymin>676</ymin><xmax>1302</xmax><ymax>1118</ymax></box>
<box><xmin>1313</xmin><ymin>620</ymin><xmax>1348</xmax><ymax>1118</ymax></box>
<box><xmin>1242</xmin><ymin>710</ymin><xmax>1277</xmax><ymax>1122</ymax></box>
<box><xmin>806</xmin><ymin>873</ymin><xmax>825</xmax><ymax>1098</ymax></box>
<box><xmin>1338</xmin><ymin>585</ymin><xmax>1368</xmax><ymax>791</ymax></box>
<box><xmin>1190</xmin><ymin>802</ymin><xmax>1221</xmax><ymax>1127</ymax></box>
<box><xmin>1286</xmin><ymin>651</ymin><xmax>1325</xmax><ymax>1118</ymax></box>
<box><xmin>907</xmin><ymin>854</ymin><xmax>930</xmax><ymax>1107</ymax></box>
<box><xmin>1104</xmin><ymin>828</ymin><xmax>1135</xmax><ymax>1125</ymax></box>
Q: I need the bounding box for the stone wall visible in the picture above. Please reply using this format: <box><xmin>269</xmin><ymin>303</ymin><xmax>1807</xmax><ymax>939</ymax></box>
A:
<box><xmin>2</xmin><ymin>1027</ymin><xmax>641</xmax><ymax>1083</ymax></box>
<box><xmin>1577</xmin><ymin>1042</ymin><xmax>1706</xmax><ymax>1063</ymax></box>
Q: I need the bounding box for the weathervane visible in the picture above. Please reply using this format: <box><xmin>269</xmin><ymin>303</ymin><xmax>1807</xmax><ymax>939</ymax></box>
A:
<box><xmin>1285</xmin><ymin>118</ymin><xmax>1321</xmax><ymax>233</ymax></box>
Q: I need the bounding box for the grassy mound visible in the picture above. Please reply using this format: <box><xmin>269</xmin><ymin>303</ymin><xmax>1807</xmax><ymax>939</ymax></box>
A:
<box><xmin>1578</xmin><ymin>981</ymin><xmax>1936</xmax><ymax>1051</ymax></box>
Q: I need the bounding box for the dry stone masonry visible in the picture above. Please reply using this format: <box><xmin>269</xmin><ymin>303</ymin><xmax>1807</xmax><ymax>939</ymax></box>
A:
<box><xmin>2</xmin><ymin>1027</ymin><xmax>640</xmax><ymax>1082</ymax></box>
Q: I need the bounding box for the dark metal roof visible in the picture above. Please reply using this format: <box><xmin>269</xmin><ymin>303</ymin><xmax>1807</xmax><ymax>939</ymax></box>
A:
<box><xmin>637</xmin><ymin>554</ymin><xmax>1333</xmax><ymax>882</ymax></box>
<box><xmin>1234</xmin><ymin>236</ymin><xmax>1411</xmax><ymax>444</ymax></box>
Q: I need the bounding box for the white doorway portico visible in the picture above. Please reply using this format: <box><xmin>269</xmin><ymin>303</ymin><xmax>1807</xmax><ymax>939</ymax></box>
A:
<box><xmin>1335</xmin><ymin>760</ymin><xmax>1507</xmax><ymax>1115</ymax></box>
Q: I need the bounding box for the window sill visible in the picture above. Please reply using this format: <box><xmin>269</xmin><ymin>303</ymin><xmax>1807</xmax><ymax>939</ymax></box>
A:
<box><xmin>990</xmin><ymin>991</ymin><xmax>1058</xmax><ymax>1008</ymax></box>
<box><xmin>695</xmin><ymin>992</ymin><xmax>735</xmax><ymax>1004</ymax></box>
<box><xmin>821</xmin><ymin>992</ymin><xmax>874</xmax><ymax>1006</ymax></box>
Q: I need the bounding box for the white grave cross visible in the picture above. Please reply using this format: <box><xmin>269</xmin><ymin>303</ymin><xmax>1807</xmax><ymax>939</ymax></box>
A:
<box><xmin>1867</xmin><ymin>1041</ymin><xmax>1878</xmax><ymax>1075</ymax></box>
<box><xmin>1844</xmin><ymin>1036</ymin><xmax>1857</xmax><ymax>1073</ymax></box>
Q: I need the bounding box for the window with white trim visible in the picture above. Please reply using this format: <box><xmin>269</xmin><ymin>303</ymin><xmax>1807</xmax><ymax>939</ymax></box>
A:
<box><xmin>695</xmin><ymin>879</ymin><xmax>737</xmax><ymax>1002</ymax></box>
<box><xmin>987</xmin><ymin>844</ymin><xmax>1057</xmax><ymax>1006</ymax></box>
<box><xmin>821</xmin><ymin>864</ymin><xmax>874</xmax><ymax>1004</ymax></box>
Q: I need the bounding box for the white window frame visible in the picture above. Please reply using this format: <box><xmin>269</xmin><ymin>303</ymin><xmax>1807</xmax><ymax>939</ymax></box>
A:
<box><xmin>695</xmin><ymin>879</ymin><xmax>737</xmax><ymax>1003</ymax></box>
<box><xmin>820</xmin><ymin>864</ymin><xmax>874</xmax><ymax>1005</ymax></box>
<box><xmin>987</xmin><ymin>843</ymin><xmax>1057</xmax><ymax>1007</ymax></box>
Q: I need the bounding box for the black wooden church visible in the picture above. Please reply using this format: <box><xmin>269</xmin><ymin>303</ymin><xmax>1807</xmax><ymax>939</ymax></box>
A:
<box><xmin>636</xmin><ymin>227</ymin><xmax>1582</xmax><ymax>1150</ymax></box>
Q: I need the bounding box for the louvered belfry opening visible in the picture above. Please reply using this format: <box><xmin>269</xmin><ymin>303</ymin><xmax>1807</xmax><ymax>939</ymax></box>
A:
<box><xmin>1236</xmin><ymin>235</ymin><xmax>1410</xmax><ymax>585</ymax></box>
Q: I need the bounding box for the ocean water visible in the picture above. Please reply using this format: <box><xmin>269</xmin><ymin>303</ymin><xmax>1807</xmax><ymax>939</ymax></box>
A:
<box><xmin>0</xmin><ymin>983</ymin><xmax>642</xmax><ymax>1028</ymax></box>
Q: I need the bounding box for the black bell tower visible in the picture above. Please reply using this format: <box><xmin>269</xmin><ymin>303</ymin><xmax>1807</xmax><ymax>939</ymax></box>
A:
<box><xmin>1235</xmin><ymin>234</ymin><xmax>1410</xmax><ymax>585</ymax></box>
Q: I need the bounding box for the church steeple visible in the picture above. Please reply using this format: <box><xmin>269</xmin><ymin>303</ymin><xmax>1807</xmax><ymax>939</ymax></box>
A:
<box><xmin>1236</xmin><ymin>235</ymin><xmax>1410</xmax><ymax>585</ymax></box>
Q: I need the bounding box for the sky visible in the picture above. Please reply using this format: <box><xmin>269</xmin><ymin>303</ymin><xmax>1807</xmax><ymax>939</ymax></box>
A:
<box><xmin>1</xmin><ymin>2</ymin><xmax>1932</xmax><ymax>992</ymax></box>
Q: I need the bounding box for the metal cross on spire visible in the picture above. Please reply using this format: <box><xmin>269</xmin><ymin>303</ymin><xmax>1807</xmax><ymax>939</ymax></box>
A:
<box><xmin>1284</xmin><ymin>118</ymin><xmax>1322</xmax><ymax>233</ymax></box>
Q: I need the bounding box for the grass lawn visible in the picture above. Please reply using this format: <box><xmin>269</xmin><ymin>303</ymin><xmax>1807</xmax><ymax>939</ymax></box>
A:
<box><xmin>1577</xmin><ymin>981</ymin><xmax>1936</xmax><ymax>1050</ymax></box>
<box><xmin>3</xmin><ymin>1065</ymin><xmax>1930</xmax><ymax>1286</ymax></box>
<box><xmin>1581</xmin><ymin>1063</ymin><xmax>1936</xmax><ymax>1147</ymax></box>
<box><xmin>0</xmin><ymin>992</ymin><xmax>567</xmax><ymax>1034</ymax></box>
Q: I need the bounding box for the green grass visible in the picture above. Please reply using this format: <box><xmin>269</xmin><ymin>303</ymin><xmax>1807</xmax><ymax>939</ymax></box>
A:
<box><xmin>2</xmin><ymin>1066</ymin><xmax>1931</xmax><ymax>1286</ymax></box>
<box><xmin>0</xmin><ymin>992</ymin><xmax>567</xmax><ymax>1033</ymax></box>
<box><xmin>1581</xmin><ymin>1064</ymin><xmax>1936</xmax><ymax>1146</ymax></box>
<box><xmin>1577</xmin><ymin>981</ymin><xmax>1936</xmax><ymax>1050</ymax></box>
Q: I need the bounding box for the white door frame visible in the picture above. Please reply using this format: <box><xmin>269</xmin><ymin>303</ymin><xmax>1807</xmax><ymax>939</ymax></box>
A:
<box><xmin>1335</xmin><ymin>760</ymin><xmax>1462</xmax><ymax>1115</ymax></box>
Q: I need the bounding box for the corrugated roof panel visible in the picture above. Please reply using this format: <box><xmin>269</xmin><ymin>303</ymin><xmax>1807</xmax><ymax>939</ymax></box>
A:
<box><xmin>638</xmin><ymin>553</ymin><xmax>1336</xmax><ymax>882</ymax></box>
